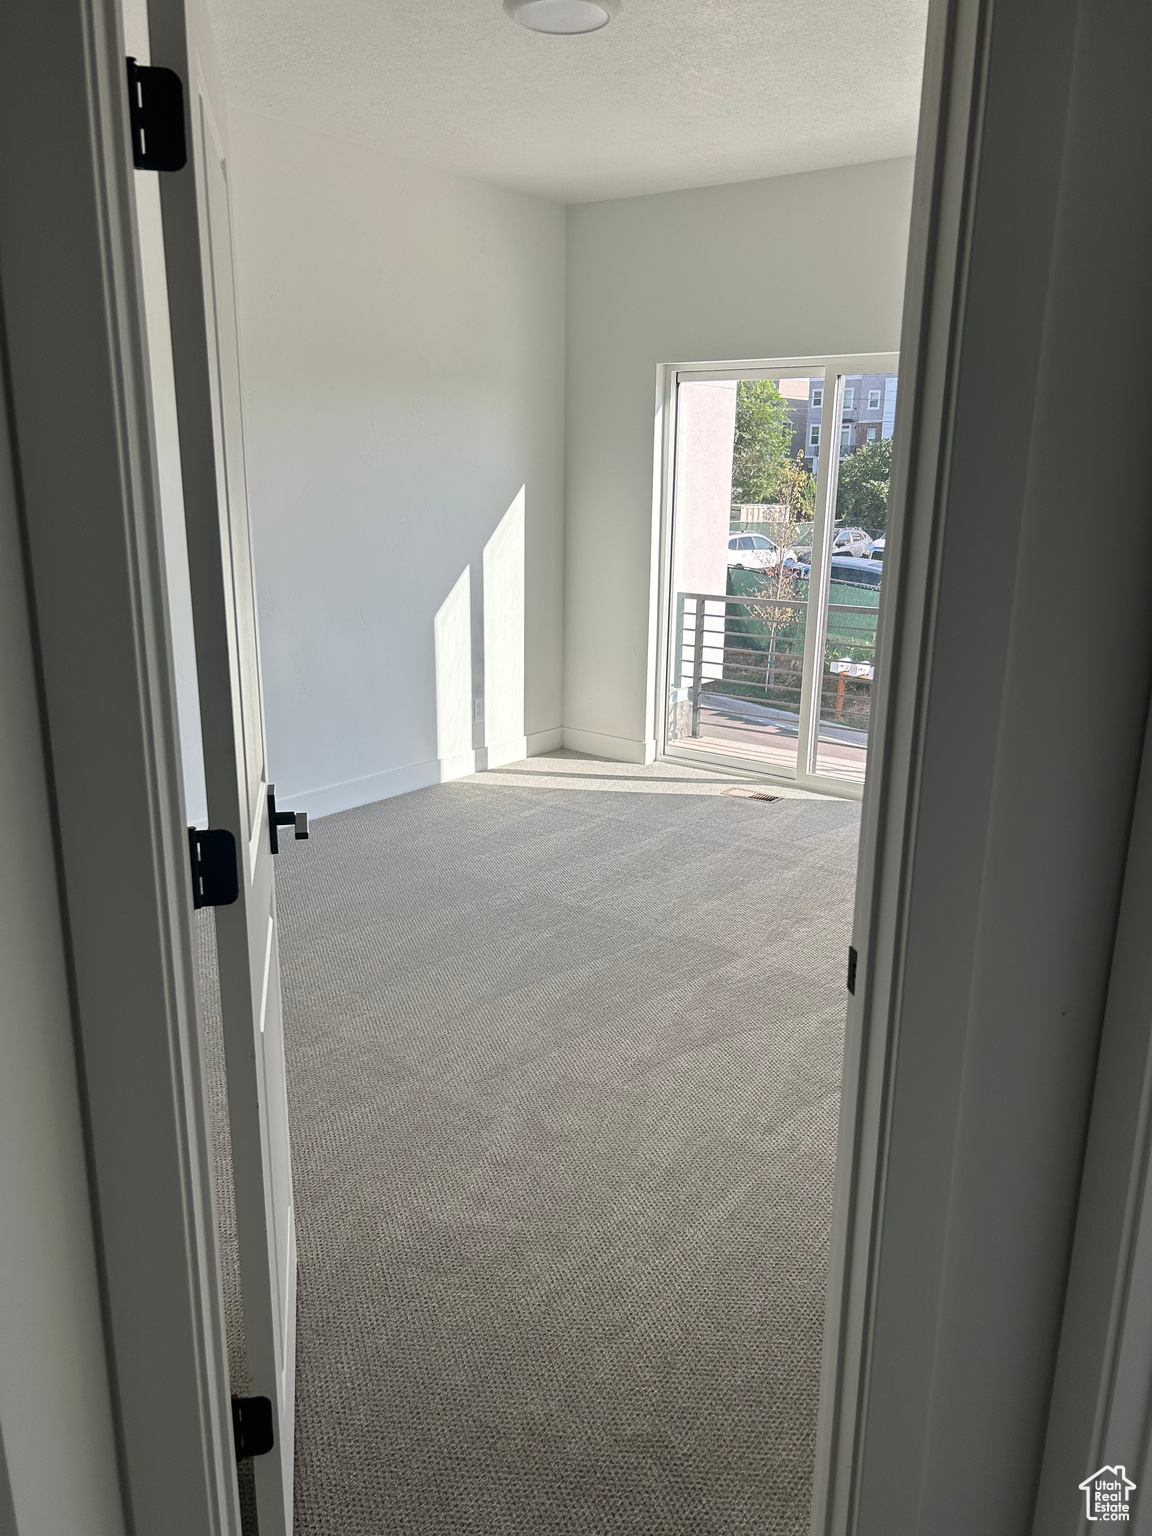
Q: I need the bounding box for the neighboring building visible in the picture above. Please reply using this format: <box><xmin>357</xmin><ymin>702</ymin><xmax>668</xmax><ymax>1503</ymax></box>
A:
<box><xmin>793</xmin><ymin>373</ymin><xmax>899</xmax><ymax>479</ymax></box>
<box><xmin>779</xmin><ymin>379</ymin><xmax>810</xmax><ymax>465</ymax></box>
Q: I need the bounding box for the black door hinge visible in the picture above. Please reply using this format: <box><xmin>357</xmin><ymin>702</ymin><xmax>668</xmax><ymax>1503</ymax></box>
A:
<box><xmin>125</xmin><ymin>57</ymin><xmax>187</xmax><ymax>171</ymax></box>
<box><xmin>268</xmin><ymin>784</ymin><xmax>309</xmax><ymax>855</ymax></box>
<box><xmin>231</xmin><ymin>1394</ymin><xmax>275</xmax><ymax>1461</ymax></box>
<box><xmin>188</xmin><ymin>828</ymin><xmax>239</xmax><ymax>910</ymax></box>
<box><xmin>847</xmin><ymin>945</ymin><xmax>858</xmax><ymax>995</ymax></box>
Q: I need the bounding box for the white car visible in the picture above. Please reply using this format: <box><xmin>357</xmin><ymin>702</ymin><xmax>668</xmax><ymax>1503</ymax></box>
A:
<box><xmin>831</xmin><ymin>526</ymin><xmax>871</xmax><ymax>558</ymax></box>
<box><xmin>867</xmin><ymin>535</ymin><xmax>885</xmax><ymax>560</ymax></box>
<box><xmin>781</xmin><ymin>528</ymin><xmax>869</xmax><ymax>567</ymax></box>
<box><xmin>727</xmin><ymin>532</ymin><xmax>779</xmax><ymax>570</ymax></box>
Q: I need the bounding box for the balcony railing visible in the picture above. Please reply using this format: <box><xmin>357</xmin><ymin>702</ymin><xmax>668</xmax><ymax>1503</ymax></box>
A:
<box><xmin>671</xmin><ymin>588</ymin><xmax>880</xmax><ymax>771</ymax></box>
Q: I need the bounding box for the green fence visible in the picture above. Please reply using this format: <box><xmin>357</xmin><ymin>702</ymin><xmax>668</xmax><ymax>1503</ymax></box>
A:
<box><xmin>697</xmin><ymin>568</ymin><xmax>880</xmax><ymax>720</ymax></box>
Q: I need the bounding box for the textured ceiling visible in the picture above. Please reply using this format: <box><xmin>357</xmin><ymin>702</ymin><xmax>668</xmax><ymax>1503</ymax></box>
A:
<box><xmin>208</xmin><ymin>0</ymin><xmax>929</xmax><ymax>204</ymax></box>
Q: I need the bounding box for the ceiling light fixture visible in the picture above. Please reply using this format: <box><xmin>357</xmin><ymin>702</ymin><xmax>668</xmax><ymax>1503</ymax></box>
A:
<box><xmin>503</xmin><ymin>0</ymin><xmax>620</xmax><ymax>35</ymax></box>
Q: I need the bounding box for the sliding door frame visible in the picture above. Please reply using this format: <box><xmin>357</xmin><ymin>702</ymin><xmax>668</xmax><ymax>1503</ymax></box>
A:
<box><xmin>654</xmin><ymin>351</ymin><xmax>898</xmax><ymax>800</ymax></box>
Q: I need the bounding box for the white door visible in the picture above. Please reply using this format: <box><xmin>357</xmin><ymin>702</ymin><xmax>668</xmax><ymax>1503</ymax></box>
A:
<box><xmin>149</xmin><ymin>1</ymin><xmax>297</xmax><ymax>1530</ymax></box>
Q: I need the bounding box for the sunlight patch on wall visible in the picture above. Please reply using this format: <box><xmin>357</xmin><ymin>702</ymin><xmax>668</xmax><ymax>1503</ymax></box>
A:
<box><xmin>434</xmin><ymin>566</ymin><xmax>475</xmax><ymax>780</ymax></box>
<box><xmin>482</xmin><ymin>488</ymin><xmax>526</xmax><ymax>766</ymax></box>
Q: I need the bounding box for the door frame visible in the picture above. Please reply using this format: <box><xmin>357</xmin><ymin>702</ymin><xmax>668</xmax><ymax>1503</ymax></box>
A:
<box><xmin>654</xmin><ymin>351</ymin><xmax>898</xmax><ymax>800</ymax></box>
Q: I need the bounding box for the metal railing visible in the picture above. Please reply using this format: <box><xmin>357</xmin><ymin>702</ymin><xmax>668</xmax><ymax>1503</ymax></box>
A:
<box><xmin>674</xmin><ymin>591</ymin><xmax>809</xmax><ymax>739</ymax></box>
<box><xmin>673</xmin><ymin>589</ymin><xmax>880</xmax><ymax>746</ymax></box>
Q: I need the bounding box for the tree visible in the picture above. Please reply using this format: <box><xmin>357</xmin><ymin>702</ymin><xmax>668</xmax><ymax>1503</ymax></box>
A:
<box><xmin>835</xmin><ymin>435</ymin><xmax>893</xmax><ymax>534</ymax></box>
<box><xmin>776</xmin><ymin>450</ymin><xmax>816</xmax><ymax>521</ymax></box>
<box><xmin>730</xmin><ymin>379</ymin><xmax>794</xmax><ymax>506</ymax></box>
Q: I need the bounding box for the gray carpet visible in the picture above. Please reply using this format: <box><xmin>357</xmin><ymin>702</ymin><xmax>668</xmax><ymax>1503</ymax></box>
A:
<box><xmin>199</xmin><ymin>762</ymin><xmax>859</xmax><ymax>1536</ymax></box>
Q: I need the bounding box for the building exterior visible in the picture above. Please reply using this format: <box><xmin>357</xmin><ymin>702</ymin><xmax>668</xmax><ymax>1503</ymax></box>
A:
<box><xmin>792</xmin><ymin>372</ymin><xmax>899</xmax><ymax>478</ymax></box>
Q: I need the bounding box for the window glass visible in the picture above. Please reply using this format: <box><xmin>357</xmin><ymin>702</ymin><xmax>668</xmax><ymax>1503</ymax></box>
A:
<box><xmin>752</xmin><ymin>535</ymin><xmax>771</xmax><ymax>549</ymax></box>
<box><xmin>810</xmin><ymin>425</ymin><xmax>820</xmax><ymax>447</ymax></box>
<box><xmin>738</xmin><ymin>535</ymin><xmax>754</xmax><ymax>549</ymax></box>
<box><xmin>840</xmin><ymin>426</ymin><xmax>851</xmax><ymax>448</ymax></box>
<box><xmin>728</xmin><ymin>537</ymin><xmax>739</xmax><ymax>549</ymax></box>
<box><xmin>812</xmin><ymin>388</ymin><xmax>823</xmax><ymax>406</ymax></box>
<box><xmin>844</xmin><ymin>387</ymin><xmax>855</xmax><ymax>408</ymax></box>
<box><xmin>868</xmin><ymin>389</ymin><xmax>881</xmax><ymax>410</ymax></box>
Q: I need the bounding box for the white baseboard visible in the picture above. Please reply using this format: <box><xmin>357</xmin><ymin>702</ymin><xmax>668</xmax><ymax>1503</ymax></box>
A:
<box><xmin>527</xmin><ymin>727</ymin><xmax>563</xmax><ymax>756</ymax></box>
<box><xmin>289</xmin><ymin>758</ymin><xmax>446</xmax><ymax>820</ymax></box>
<box><xmin>289</xmin><ymin>746</ymin><xmax>489</xmax><ymax>820</ymax></box>
<box><xmin>285</xmin><ymin>723</ymin><xmax>604</xmax><ymax>821</ymax></box>
<box><xmin>561</xmin><ymin>727</ymin><xmax>656</xmax><ymax>765</ymax></box>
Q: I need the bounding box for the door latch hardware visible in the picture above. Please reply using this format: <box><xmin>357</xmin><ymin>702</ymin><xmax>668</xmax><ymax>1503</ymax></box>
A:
<box><xmin>188</xmin><ymin>827</ymin><xmax>239</xmax><ymax>909</ymax></box>
<box><xmin>125</xmin><ymin>57</ymin><xmax>187</xmax><ymax>172</ymax></box>
<box><xmin>231</xmin><ymin>1394</ymin><xmax>275</xmax><ymax>1460</ymax></box>
<box><xmin>268</xmin><ymin>784</ymin><xmax>309</xmax><ymax>854</ymax></box>
<box><xmin>847</xmin><ymin>945</ymin><xmax>858</xmax><ymax>995</ymax></box>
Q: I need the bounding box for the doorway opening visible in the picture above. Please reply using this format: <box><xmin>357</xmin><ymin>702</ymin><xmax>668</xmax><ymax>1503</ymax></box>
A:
<box><xmin>660</xmin><ymin>356</ymin><xmax>899</xmax><ymax>794</ymax></box>
<box><xmin>186</xmin><ymin>345</ymin><xmax>896</xmax><ymax>1534</ymax></box>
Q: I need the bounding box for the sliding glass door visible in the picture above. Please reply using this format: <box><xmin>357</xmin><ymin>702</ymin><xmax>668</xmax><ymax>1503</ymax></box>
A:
<box><xmin>662</xmin><ymin>355</ymin><xmax>899</xmax><ymax>793</ymax></box>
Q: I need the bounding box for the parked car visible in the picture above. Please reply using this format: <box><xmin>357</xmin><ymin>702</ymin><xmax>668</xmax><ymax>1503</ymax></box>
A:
<box><xmin>788</xmin><ymin>556</ymin><xmax>882</xmax><ymax>588</ymax></box>
<box><xmin>867</xmin><ymin>535</ymin><xmax>885</xmax><ymax>560</ymax></box>
<box><xmin>727</xmin><ymin>532</ymin><xmax>779</xmax><ymax>570</ymax></box>
<box><xmin>782</xmin><ymin>527</ymin><xmax>871</xmax><ymax>567</ymax></box>
<box><xmin>829</xmin><ymin>554</ymin><xmax>883</xmax><ymax>589</ymax></box>
<box><xmin>830</xmin><ymin>526</ymin><xmax>871</xmax><ymax>558</ymax></box>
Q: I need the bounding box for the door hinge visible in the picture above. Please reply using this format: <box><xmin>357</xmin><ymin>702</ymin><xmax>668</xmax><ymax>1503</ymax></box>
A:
<box><xmin>231</xmin><ymin>1394</ymin><xmax>275</xmax><ymax>1461</ymax></box>
<box><xmin>188</xmin><ymin>827</ymin><xmax>239</xmax><ymax>910</ymax></box>
<box><xmin>268</xmin><ymin>784</ymin><xmax>309</xmax><ymax>855</ymax></box>
<box><xmin>847</xmin><ymin>945</ymin><xmax>858</xmax><ymax>995</ymax></box>
<box><xmin>125</xmin><ymin>57</ymin><xmax>187</xmax><ymax>172</ymax></box>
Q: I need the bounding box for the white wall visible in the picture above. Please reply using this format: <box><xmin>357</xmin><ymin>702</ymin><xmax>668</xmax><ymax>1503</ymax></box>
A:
<box><xmin>0</xmin><ymin>358</ymin><xmax>125</xmax><ymax>1536</ymax></box>
<box><xmin>564</xmin><ymin>158</ymin><xmax>915</xmax><ymax>762</ymax></box>
<box><xmin>672</xmin><ymin>378</ymin><xmax>736</xmax><ymax>601</ymax></box>
<box><xmin>228</xmin><ymin>111</ymin><xmax>567</xmax><ymax>817</ymax></box>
